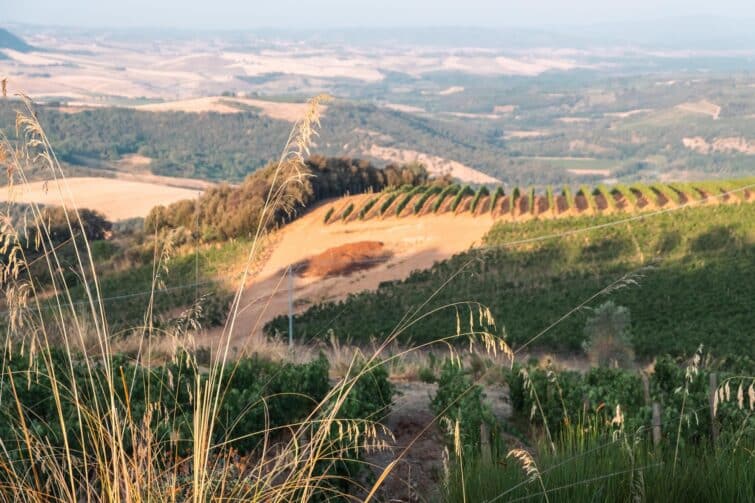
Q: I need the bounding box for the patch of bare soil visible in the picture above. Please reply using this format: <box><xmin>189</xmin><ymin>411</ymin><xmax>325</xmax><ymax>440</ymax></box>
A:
<box><xmin>516</xmin><ymin>196</ymin><xmax>529</xmax><ymax>216</ymax></box>
<box><xmin>438</xmin><ymin>195</ymin><xmax>455</xmax><ymax>214</ymax></box>
<box><xmin>676</xmin><ymin>100</ymin><xmax>721</xmax><ymax>119</ymax></box>
<box><xmin>363</xmin><ymin>382</ymin><xmax>444</xmax><ymax>502</ymax></box>
<box><xmin>298</xmin><ymin>241</ymin><xmax>390</xmax><ymax>278</ymax></box>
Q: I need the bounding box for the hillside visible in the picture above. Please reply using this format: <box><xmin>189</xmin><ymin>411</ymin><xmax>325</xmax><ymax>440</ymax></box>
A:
<box><xmin>209</xmin><ymin>196</ymin><xmax>497</xmax><ymax>343</ymax></box>
<box><xmin>266</xmin><ymin>180</ymin><xmax>755</xmax><ymax>359</ymax></box>
<box><xmin>0</xmin><ymin>28</ymin><xmax>32</xmax><ymax>52</ymax></box>
<box><xmin>5</xmin><ymin>71</ymin><xmax>755</xmax><ymax>186</ymax></box>
<box><xmin>319</xmin><ymin>178</ymin><xmax>754</xmax><ymax>223</ymax></box>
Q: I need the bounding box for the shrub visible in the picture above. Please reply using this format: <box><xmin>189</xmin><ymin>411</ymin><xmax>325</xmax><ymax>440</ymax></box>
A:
<box><xmin>413</xmin><ymin>185</ymin><xmax>442</xmax><ymax>214</ymax></box>
<box><xmin>582</xmin><ymin>301</ymin><xmax>635</xmax><ymax>368</ymax></box>
<box><xmin>449</xmin><ymin>185</ymin><xmax>474</xmax><ymax>212</ymax></box>
<box><xmin>340</xmin><ymin>203</ymin><xmax>354</xmax><ymax>220</ymax></box>
<box><xmin>394</xmin><ymin>186</ymin><xmax>426</xmax><ymax>216</ymax></box>
<box><xmin>379</xmin><ymin>192</ymin><xmax>400</xmax><ymax>215</ymax></box>
<box><xmin>432</xmin><ymin>361</ymin><xmax>495</xmax><ymax>450</ymax></box>
<box><xmin>433</xmin><ymin>184</ymin><xmax>461</xmax><ymax>212</ymax></box>
<box><xmin>470</xmin><ymin>186</ymin><xmax>490</xmax><ymax>213</ymax></box>
<box><xmin>358</xmin><ymin>197</ymin><xmax>379</xmax><ymax>219</ymax></box>
<box><xmin>489</xmin><ymin>187</ymin><xmax>505</xmax><ymax>213</ymax></box>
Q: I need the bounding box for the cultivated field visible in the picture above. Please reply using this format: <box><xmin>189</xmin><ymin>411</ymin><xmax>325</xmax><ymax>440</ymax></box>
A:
<box><xmin>0</xmin><ymin>177</ymin><xmax>201</xmax><ymax>220</ymax></box>
<box><xmin>134</xmin><ymin>96</ymin><xmax>322</xmax><ymax>122</ymax></box>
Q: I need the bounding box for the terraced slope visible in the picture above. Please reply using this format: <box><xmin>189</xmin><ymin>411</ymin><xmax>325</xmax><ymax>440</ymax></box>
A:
<box><xmin>321</xmin><ymin>178</ymin><xmax>755</xmax><ymax>225</ymax></box>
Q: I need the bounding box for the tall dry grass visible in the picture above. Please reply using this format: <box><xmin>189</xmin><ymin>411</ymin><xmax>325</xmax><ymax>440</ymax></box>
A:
<box><xmin>0</xmin><ymin>90</ymin><xmax>518</xmax><ymax>502</ymax></box>
<box><xmin>0</xmin><ymin>93</ymin><xmax>394</xmax><ymax>502</ymax></box>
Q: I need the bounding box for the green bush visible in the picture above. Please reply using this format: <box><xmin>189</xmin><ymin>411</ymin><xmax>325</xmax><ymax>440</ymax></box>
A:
<box><xmin>0</xmin><ymin>350</ymin><xmax>395</xmax><ymax>458</ymax></box>
<box><xmin>0</xmin><ymin>350</ymin><xmax>332</xmax><ymax>457</ymax></box>
<box><xmin>394</xmin><ymin>186</ymin><xmax>426</xmax><ymax>216</ymax></box>
<box><xmin>413</xmin><ymin>186</ymin><xmax>442</xmax><ymax>214</ymax></box>
<box><xmin>470</xmin><ymin>186</ymin><xmax>490</xmax><ymax>213</ymax></box>
<box><xmin>449</xmin><ymin>185</ymin><xmax>474</xmax><ymax>212</ymax></box>
<box><xmin>432</xmin><ymin>361</ymin><xmax>495</xmax><ymax>450</ymax></box>
<box><xmin>506</xmin><ymin>357</ymin><xmax>753</xmax><ymax>445</ymax></box>
<box><xmin>340</xmin><ymin>203</ymin><xmax>354</xmax><ymax>220</ymax></box>
<box><xmin>379</xmin><ymin>192</ymin><xmax>400</xmax><ymax>215</ymax></box>
<box><xmin>433</xmin><ymin>184</ymin><xmax>461</xmax><ymax>212</ymax></box>
<box><xmin>358</xmin><ymin>197</ymin><xmax>379</xmax><ymax>219</ymax></box>
<box><xmin>489</xmin><ymin>187</ymin><xmax>505</xmax><ymax>213</ymax></box>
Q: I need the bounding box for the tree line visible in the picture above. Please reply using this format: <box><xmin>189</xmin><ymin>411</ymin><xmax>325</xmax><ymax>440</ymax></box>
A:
<box><xmin>145</xmin><ymin>156</ymin><xmax>432</xmax><ymax>240</ymax></box>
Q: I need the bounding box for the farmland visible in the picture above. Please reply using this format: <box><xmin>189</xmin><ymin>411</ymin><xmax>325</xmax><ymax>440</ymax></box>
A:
<box><xmin>1</xmin><ymin>21</ymin><xmax>754</xmax><ymax>503</ymax></box>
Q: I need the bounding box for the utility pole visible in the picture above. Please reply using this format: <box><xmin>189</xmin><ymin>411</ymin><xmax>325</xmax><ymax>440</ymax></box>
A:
<box><xmin>288</xmin><ymin>265</ymin><xmax>294</xmax><ymax>347</ymax></box>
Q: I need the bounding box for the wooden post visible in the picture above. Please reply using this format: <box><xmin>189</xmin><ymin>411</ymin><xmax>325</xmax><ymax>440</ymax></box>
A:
<box><xmin>480</xmin><ymin>423</ymin><xmax>491</xmax><ymax>464</ymax></box>
<box><xmin>652</xmin><ymin>402</ymin><xmax>662</xmax><ymax>447</ymax></box>
<box><xmin>287</xmin><ymin>265</ymin><xmax>294</xmax><ymax>348</ymax></box>
<box><xmin>709</xmin><ymin>372</ymin><xmax>720</xmax><ymax>444</ymax></box>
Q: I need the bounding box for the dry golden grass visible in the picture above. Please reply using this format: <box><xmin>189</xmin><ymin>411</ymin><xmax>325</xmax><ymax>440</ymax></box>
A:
<box><xmin>0</xmin><ymin>93</ymin><xmax>399</xmax><ymax>502</ymax></box>
<box><xmin>0</xmin><ymin>176</ymin><xmax>202</xmax><ymax>220</ymax></box>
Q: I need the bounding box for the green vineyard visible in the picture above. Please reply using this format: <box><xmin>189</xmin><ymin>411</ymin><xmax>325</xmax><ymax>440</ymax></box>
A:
<box><xmin>271</xmin><ymin>193</ymin><xmax>755</xmax><ymax>360</ymax></box>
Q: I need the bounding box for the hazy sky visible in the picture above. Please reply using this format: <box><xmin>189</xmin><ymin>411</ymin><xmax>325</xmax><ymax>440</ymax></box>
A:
<box><xmin>4</xmin><ymin>0</ymin><xmax>755</xmax><ymax>29</ymax></box>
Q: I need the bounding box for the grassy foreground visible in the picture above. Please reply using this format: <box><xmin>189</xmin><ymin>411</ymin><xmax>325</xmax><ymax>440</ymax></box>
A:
<box><xmin>0</xmin><ymin>96</ymin><xmax>410</xmax><ymax>501</ymax></box>
<box><xmin>2</xmin><ymin>94</ymin><xmax>752</xmax><ymax>502</ymax></box>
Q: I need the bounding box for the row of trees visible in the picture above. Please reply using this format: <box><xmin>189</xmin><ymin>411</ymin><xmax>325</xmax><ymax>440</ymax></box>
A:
<box><xmin>145</xmin><ymin>157</ymin><xmax>431</xmax><ymax>240</ymax></box>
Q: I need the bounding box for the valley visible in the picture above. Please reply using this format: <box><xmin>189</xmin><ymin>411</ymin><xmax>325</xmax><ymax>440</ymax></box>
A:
<box><xmin>0</xmin><ymin>19</ymin><xmax>753</xmax><ymax>502</ymax></box>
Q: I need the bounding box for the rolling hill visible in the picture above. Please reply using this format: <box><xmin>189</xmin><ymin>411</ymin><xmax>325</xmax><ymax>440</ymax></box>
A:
<box><xmin>0</xmin><ymin>28</ymin><xmax>32</xmax><ymax>52</ymax></box>
<box><xmin>265</xmin><ymin>178</ymin><xmax>755</xmax><ymax>359</ymax></box>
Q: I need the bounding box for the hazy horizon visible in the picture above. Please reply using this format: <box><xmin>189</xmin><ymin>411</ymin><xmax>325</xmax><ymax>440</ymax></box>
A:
<box><xmin>5</xmin><ymin>0</ymin><xmax>755</xmax><ymax>30</ymax></box>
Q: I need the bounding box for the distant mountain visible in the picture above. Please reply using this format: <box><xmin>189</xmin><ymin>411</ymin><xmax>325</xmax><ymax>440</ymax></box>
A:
<box><xmin>0</xmin><ymin>28</ymin><xmax>33</xmax><ymax>52</ymax></box>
